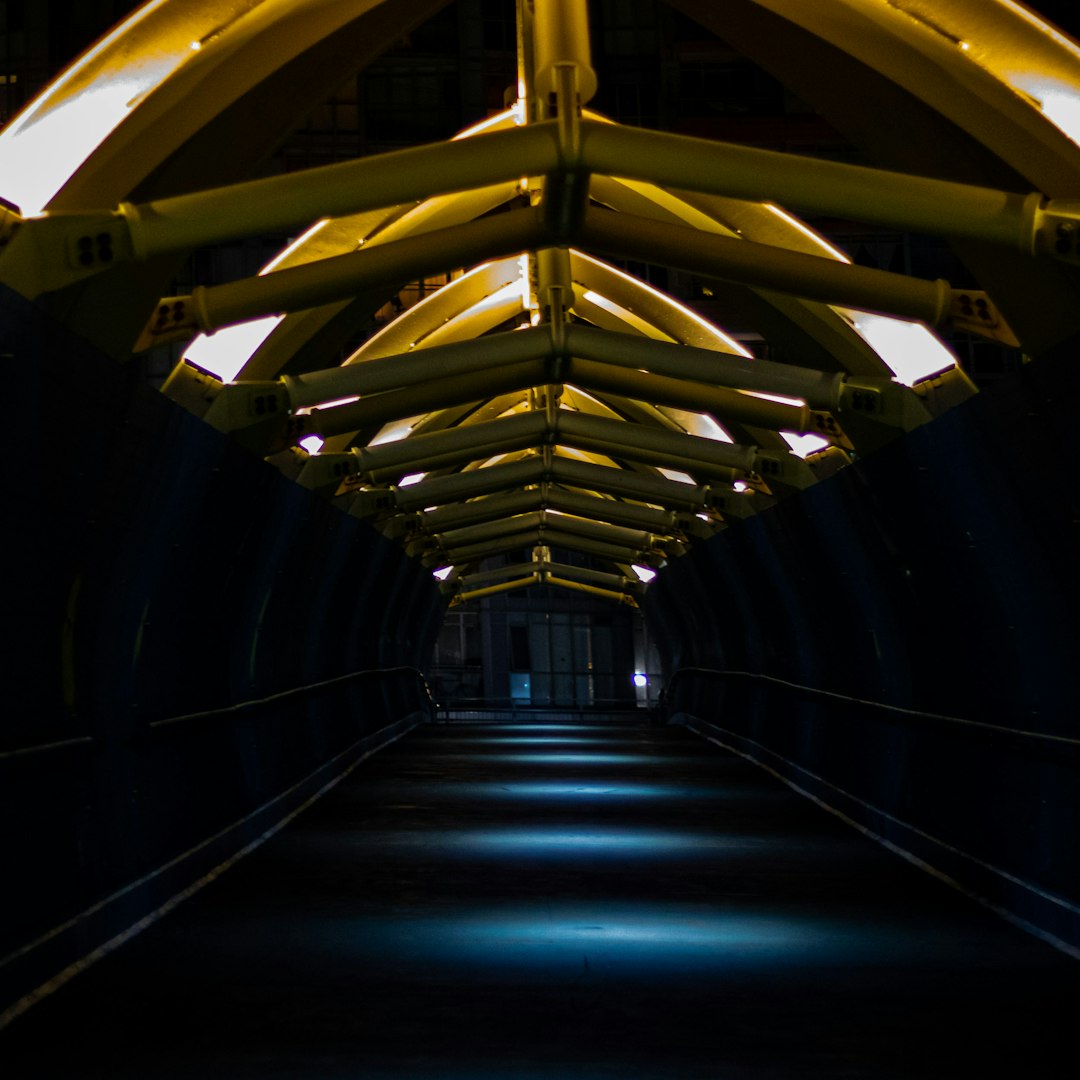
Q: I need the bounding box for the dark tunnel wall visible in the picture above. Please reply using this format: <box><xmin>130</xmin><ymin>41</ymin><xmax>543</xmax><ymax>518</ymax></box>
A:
<box><xmin>647</xmin><ymin>341</ymin><xmax>1080</xmax><ymax>948</ymax></box>
<box><xmin>0</xmin><ymin>283</ymin><xmax>444</xmax><ymax>1010</ymax></box>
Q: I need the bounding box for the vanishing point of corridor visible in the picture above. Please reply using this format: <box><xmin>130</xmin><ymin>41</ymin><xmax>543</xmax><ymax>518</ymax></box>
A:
<box><xmin>3</xmin><ymin>719</ymin><xmax>1078</xmax><ymax>1078</ymax></box>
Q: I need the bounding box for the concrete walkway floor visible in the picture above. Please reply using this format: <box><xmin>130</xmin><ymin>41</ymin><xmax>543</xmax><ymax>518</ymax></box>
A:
<box><xmin>3</xmin><ymin>721</ymin><xmax>1079</xmax><ymax>1078</ymax></box>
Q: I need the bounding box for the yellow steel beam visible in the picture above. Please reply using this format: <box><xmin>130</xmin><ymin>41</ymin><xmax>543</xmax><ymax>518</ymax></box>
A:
<box><xmin>139</xmin><ymin>209</ymin><xmax>549</xmax><ymax>349</ymax></box>
<box><xmin>579</xmin><ymin>120</ymin><xmax>1046</xmax><ymax>253</ymax></box>
<box><xmin>580</xmin><ymin>205</ymin><xmax>951</xmax><ymax>325</ymax></box>
<box><xmin>541</xmin><ymin>573</ymin><xmax>638</xmax><ymax>607</ymax></box>
<box><xmin>304</xmin><ymin>360</ymin><xmax>549</xmax><ymax>440</ymax></box>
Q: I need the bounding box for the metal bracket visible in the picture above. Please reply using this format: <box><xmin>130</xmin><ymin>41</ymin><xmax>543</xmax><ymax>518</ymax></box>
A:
<box><xmin>838</xmin><ymin>376</ymin><xmax>931</xmax><ymax>431</ymax></box>
<box><xmin>295</xmin><ymin>452</ymin><xmax>361</xmax><ymax>494</ymax></box>
<box><xmin>948</xmin><ymin>289</ymin><xmax>1020</xmax><ymax>347</ymax></box>
<box><xmin>1035</xmin><ymin>198</ymin><xmax>1080</xmax><ymax>263</ymax></box>
<box><xmin>160</xmin><ymin>359</ymin><xmax>223</xmax><ymax>420</ymax></box>
<box><xmin>0</xmin><ymin>210</ymin><xmax>136</xmax><ymax>299</ymax></box>
<box><xmin>201</xmin><ymin>380</ymin><xmax>291</xmax><ymax>454</ymax></box>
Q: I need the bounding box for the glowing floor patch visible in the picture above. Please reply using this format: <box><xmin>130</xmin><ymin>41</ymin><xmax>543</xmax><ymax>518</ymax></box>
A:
<box><xmin>303</xmin><ymin>904</ymin><xmax>915</xmax><ymax>976</ymax></box>
<box><xmin>451</xmin><ymin>827</ymin><xmax>761</xmax><ymax>858</ymax></box>
<box><xmin>474</xmin><ymin>752</ymin><xmax>679</xmax><ymax>765</ymax></box>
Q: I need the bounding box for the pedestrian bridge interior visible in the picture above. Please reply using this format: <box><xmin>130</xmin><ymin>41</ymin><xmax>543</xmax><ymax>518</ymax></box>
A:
<box><xmin>2</xmin><ymin>0</ymin><xmax>1079</xmax><ymax>1074</ymax></box>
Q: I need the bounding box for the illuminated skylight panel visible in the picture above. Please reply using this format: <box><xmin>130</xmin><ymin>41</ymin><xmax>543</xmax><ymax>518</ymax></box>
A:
<box><xmin>848</xmin><ymin>313</ymin><xmax>957</xmax><ymax>386</ymax></box>
<box><xmin>183</xmin><ymin>315</ymin><xmax>284</xmax><ymax>382</ymax></box>
<box><xmin>781</xmin><ymin>433</ymin><xmax>831</xmax><ymax>458</ymax></box>
<box><xmin>453</xmin><ymin>105</ymin><xmax>519</xmax><ymax>140</ymax></box>
<box><xmin>1026</xmin><ymin>85</ymin><xmax>1080</xmax><ymax>147</ymax></box>
<box><xmin>0</xmin><ymin>0</ymin><xmax>189</xmax><ymax>214</ymax></box>
<box><xmin>574</xmin><ymin>250</ymin><xmax>751</xmax><ymax>357</ymax></box>
<box><xmin>657</xmin><ymin>407</ymin><xmax>733</xmax><ymax>444</ymax></box>
<box><xmin>261</xmin><ymin>219</ymin><xmax>332</xmax><ymax>273</ymax></box>
<box><xmin>581</xmin><ymin>290</ymin><xmax>674</xmax><ymax>340</ymax></box>
<box><xmin>763</xmin><ymin>204</ymin><xmax>852</xmax><ymax>263</ymax></box>
<box><xmin>657</xmin><ymin>468</ymin><xmax>697</xmax><ymax>485</ymax></box>
<box><xmin>368</xmin><ymin>416</ymin><xmax>424</xmax><ymax>447</ymax></box>
<box><xmin>944</xmin><ymin>1</ymin><xmax>1080</xmax><ymax>148</ymax></box>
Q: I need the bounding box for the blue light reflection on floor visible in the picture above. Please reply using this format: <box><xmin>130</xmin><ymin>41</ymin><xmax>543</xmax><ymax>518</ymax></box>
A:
<box><xmin>306</xmin><ymin>904</ymin><xmax>906</xmax><ymax>978</ymax></box>
<box><xmin>435</xmin><ymin>736</ymin><xmax>631</xmax><ymax>746</ymax></box>
<box><xmin>450</xmin><ymin>827</ymin><xmax>765</xmax><ymax>858</ymax></box>
<box><xmin>473</xmin><ymin>752</ymin><xmax>681</xmax><ymax>765</ymax></box>
<box><xmin>455</xmin><ymin>781</ymin><xmax>696</xmax><ymax>801</ymax></box>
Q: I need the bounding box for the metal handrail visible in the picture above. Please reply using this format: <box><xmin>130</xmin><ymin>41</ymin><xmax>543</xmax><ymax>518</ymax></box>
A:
<box><xmin>147</xmin><ymin>665</ymin><xmax>435</xmax><ymax>731</ymax></box>
<box><xmin>666</xmin><ymin>667</ymin><xmax>1080</xmax><ymax>751</ymax></box>
<box><xmin>0</xmin><ymin>735</ymin><xmax>97</xmax><ymax>764</ymax></box>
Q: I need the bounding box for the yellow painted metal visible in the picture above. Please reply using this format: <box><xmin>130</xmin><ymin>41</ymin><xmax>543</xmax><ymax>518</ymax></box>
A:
<box><xmin>356</xmin><ymin>412</ymin><xmax>548</xmax><ymax>484</ymax></box>
<box><xmin>450</xmin><ymin>575</ymin><xmax>539</xmax><ymax>606</ymax></box>
<box><xmin>695</xmin><ymin>0</ymin><xmax>1080</xmax><ymax>195</ymax></box>
<box><xmin>433</xmin><ymin>530</ymin><xmax>659</xmax><ymax>571</ymax></box>
<box><xmin>13</xmin><ymin>0</ymin><xmax>1080</xmax><ymax>594</ymax></box>
<box><xmin>564</xmin><ymin>324</ymin><xmax>844</xmax><ymax>408</ymax></box>
<box><xmin>0</xmin><ymin>0</ymin><xmax>454</xmax><ymax>214</ymax></box>
<box><xmin>548</xmin><ymin>458</ymin><xmax>728</xmax><ymax>511</ymax></box>
<box><xmin>284</xmin><ymin>328</ymin><xmax>551</xmax><ymax>410</ymax></box>
<box><xmin>449</xmin><ymin>558</ymin><xmax>641</xmax><ymax>597</ymax></box>
<box><xmin>580</xmin><ymin>121</ymin><xmax>1046</xmax><ymax>252</ymax></box>
<box><xmin>305</xmin><ymin>361</ymin><xmax>550</xmax><ymax>440</ymax></box>
<box><xmin>566</xmin><ymin>358</ymin><xmax>817</xmax><ymax>436</ymax></box>
<box><xmin>541</xmin><ymin>574</ymin><xmax>638</xmax><ymax>607</ymax></box>
<box><xmin>580</xmin><ymin>206</ymin><xmax>952</xmax><ymax>325</ymax></box>
<box><xmin>430</xmin><ymin>510</ymin><xmax>665</xmax><ymax>556</ymax></box>
<box><xmin>118</xmin><ymin>124</ymin><xmax>560</xmax><ymax>261</ymax></box>
<box><xmin>533</xmin><ymin>0</ymin><xmax>598</xmax><ymax>106</ymax></box>
<box><xmin>138</xmin><ymin>209</ymin><xmax>549</xmax><ymax>348</ymax></box>
<box><xmin>416</xmin><ymin>490</ymin><xmax>686</xmax><ymax>540</ymax></box>
<box><xmin>394</xmin><ymin>460</ymin><xmax>548</xmax><ymax>512</ymax></box>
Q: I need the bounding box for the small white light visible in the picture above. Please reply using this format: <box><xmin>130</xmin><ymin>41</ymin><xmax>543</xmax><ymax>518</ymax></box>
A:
<box><xmin>633</xmin><ymin>673</ymin><xmax>648</xmax><ymax>688</ymax></box>
<box><xmin>432</xmin><ymin>567</ymin><xmax>454</xmax><ymax>581</ymax></box>
<box><xmin>298</xmin><ymin>435</ymin><xmax>324</xmax><ymax>454</ymax></box>
<box><xmin>399</xmin><ymin>473</ymin><xmax>426</xmax><ymax>487</ymax></box>
<box><xmin>631</xmin><ymin>565</ymin><xmax>656</xmax><ymax>583</ymax></box>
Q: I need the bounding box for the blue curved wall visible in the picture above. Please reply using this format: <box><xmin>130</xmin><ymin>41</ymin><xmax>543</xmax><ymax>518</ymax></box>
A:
<box><xmin>648</xmin><ymin>342</ymin><xmax>1080</xmax><ymax>946</ymax></box>
<box><xmin>0</xmin><ymin>284</ymin><xmax>444</xmax><ymax>1008</ymax></box>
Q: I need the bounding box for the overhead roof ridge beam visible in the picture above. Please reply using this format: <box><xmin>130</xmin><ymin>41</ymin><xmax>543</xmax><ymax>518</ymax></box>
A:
<box><xmin>541</xmin><ymin>573</ymin><xmax>637</xmax><ymax>606</ymax></box>
<box><xmin>412</xmin><ymin>483</ymin><xmax>690</xmax><ymax>536</ymax></box>
<box><xmin>140</xmin><ymin>209</ymin><xmax>549</xmax><ymax>349</ymax></box>
<box><xmin>444</xmin><ymin>562</ymin><xmax>540</xmax><ymax>589</ymax></box>
<box><xmin>418</xmin><ymin>490</ymin><xmax>546</xmax><ymax>534</ymax></box>
<box><xmin>563</xmin><ymin>324</ymin><xmax>843</xmax><ymax>409</ymax></box>
<box><xmin>449</xmin><ymin>560</ymin><xmax>639</xmax><ymax>596</ymax></box>
<box><xmin>118</xmin><ymin>124</ymin><xmax>562</xmax><ymax>260</ymax></box>
<box><xmin>579</xmin><ymin>121</ymin><xmax>1044</xmax><ymax>254</ymax></box>
<box><xmin>548</xmin><ymin>457</ymin><xmax>727</xmax><ymax>509</ymax></box>
<box><xmin>431</xmin><ymin>510</ymin><xmax>659</xmax><ymax>553</ymax></box>
<box><xmin>392</xmin><ymin>455</ymin><xmax>726</xmax><ymax>514</ymax></box>
<box><xmin>554</xmin><ymin>409</ymin><xmax>757</xmax><ymax>476</ymax></box>
<box><xmin>285</xmin><ymin>325</ymin><xmax>549</xmax><ymax>409</ymax></box>
<box><xmin>536</xmin><ymin>528</ymin><xmax>661</xmax><ymax>566</ymax></box>
<box><xmin>429</xmin><ymin>531</ymin><xmax>657</xmax><ymax>569</ymax></box>
<box><xmin>394</xmin><ymin>459</ymin><xmax>547</xmax><ymax>511</ymax></box>
<box><xmin>580</xmin><ymin>206</ymin><xmax>950</xmax><ymax>325</ymax></box>
<box><xmin>565</xmin><ymin>357</ymin><xmax>817</xmax><ymax>435</ymax></box>
<box><xmin>357</xmin><ymin>411</ymin><xmax>548</xmax><ymax>484</ymax></box>
<box><xmin>451</xmin><ymin>575</ymin><xmax>540</xmax><ymax>605</ymax></box>
<box><xmin>300</xmin><ymin>360</ymin><xmax>548</xmax><ymax>438</ymax></box>
<box><xmin>535</xmin><ymin>562</ymin><xmax>641</xmax><ymax>593</ymax></box>
<box><xmin>543</xmin><ymin>487</ymin><xmax>687</xmax><ymax>534</ymax></box>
